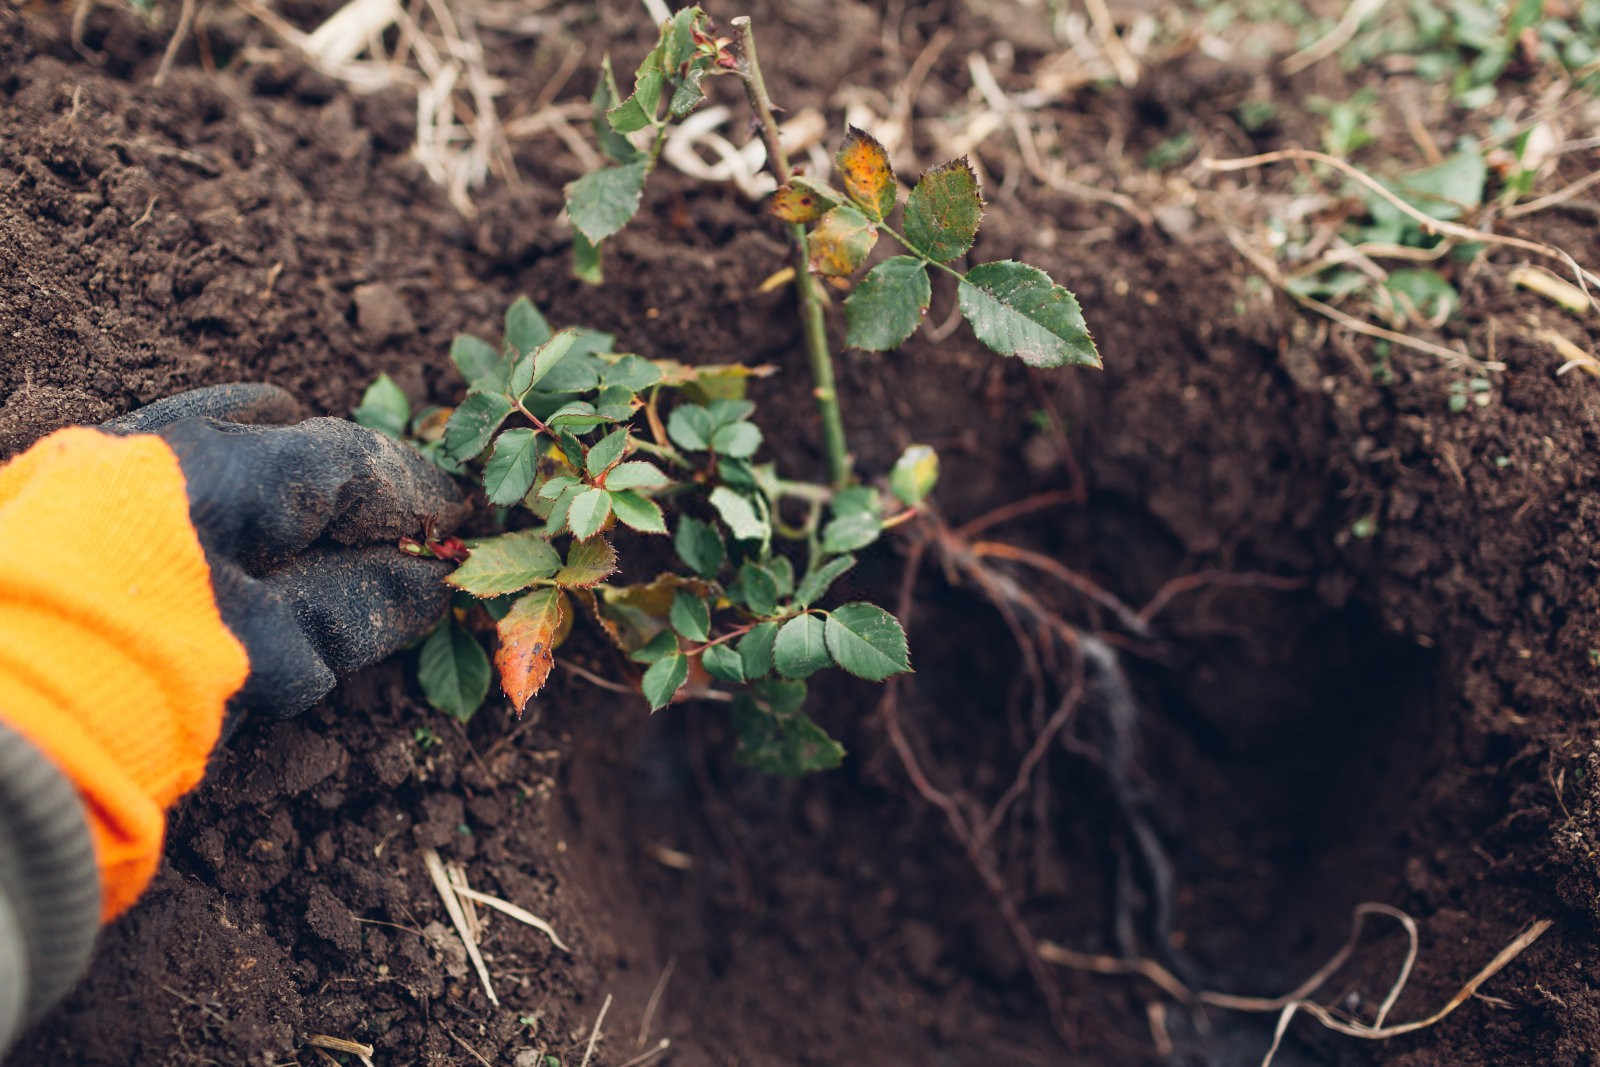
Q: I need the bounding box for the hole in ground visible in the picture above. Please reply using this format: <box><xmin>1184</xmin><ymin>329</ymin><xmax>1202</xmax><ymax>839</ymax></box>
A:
<box><xmin>558</xmin><ymin>526</ymin><xmax>1446</xmax><ymax>1066</ymax></box>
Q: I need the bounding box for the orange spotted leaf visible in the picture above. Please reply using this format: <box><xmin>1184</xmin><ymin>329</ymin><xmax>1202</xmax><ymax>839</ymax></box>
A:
<box><xmin>807</xmin><ymin>205</ymin><xmax>877</xmax><ymax>277</ymax></box>
<box><xmin>495</xmin><ymin>587</ymin><xmax>569</xmax><ymax>714</ymax></box>
<box><xmin>769</xmin><ymin>177</ymin><xmax>842</xmax><ymax>223</ymax></box>
<box><xmin>835</xmin><ymin>126</ymin><xmax>897</xmax><ymax>221</ymax></box>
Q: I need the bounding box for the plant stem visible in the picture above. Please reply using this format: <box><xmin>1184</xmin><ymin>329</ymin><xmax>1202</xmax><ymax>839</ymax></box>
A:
<box><xmin>733</xmin><ymin>15</ymin><xmax>851</xmax><ymax>488</ymax></box>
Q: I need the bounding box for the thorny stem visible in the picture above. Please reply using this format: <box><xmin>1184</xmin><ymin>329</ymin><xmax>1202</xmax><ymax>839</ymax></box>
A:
<box><xmin>733</xmin><ymin>15</ymin><xmax>851</xmax><ymax>488</ymax></box>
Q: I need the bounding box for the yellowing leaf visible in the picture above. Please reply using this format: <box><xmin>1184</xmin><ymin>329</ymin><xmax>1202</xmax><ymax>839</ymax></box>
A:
<box><xmin>807</xmin><ymin>205</ymin><xmax>878</xmax><ymax>277</ymax></box>
<box><xmin>495</xmin><ymin>587</ymin><xmax>570</xmax><ymax>714</ymax></box>
<box><xmin>835</xmin><ymin>126</ymin><xmax>897</xmax><ymax>221</ymax></box>
<box><xmin>555</xmin><ymin>536</ymin><xmax>618</xmax><ymax>587</ymax></box>
<box><xmin>770</xmin><ymin>177</ymin><xmax>842</xmax><ymax>223</ymax></box>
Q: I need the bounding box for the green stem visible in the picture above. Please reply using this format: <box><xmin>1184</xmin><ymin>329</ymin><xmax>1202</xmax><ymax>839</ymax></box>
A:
<box><xmin>881</xmin><ymin>221</ymin><xmax>966</xmax><ymax>281</ymax></box>
<box><xmin>774</xmin><ymin>478</ymin><xmax>833</xmax><ymax>504</ymax></box>
<box><xmin>630</xmin><ymin>436</ymin><xmax>691</xmax><ymax>468</ymax></box>
<box><xmin>733</xmin><ymin>15</ymin><xmax>851</xmax><ymax>488</ymax></box>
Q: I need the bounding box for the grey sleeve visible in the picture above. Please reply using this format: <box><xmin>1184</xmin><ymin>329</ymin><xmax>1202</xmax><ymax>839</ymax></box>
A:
<box><xmin>0</xmin><ymin>719</ymin><xmax>101</xmax><ymax>1055</ymax></box>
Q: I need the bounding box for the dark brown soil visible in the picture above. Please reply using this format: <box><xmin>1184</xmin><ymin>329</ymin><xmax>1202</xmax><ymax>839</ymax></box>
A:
<box><xmin>5</xmin><ymin>1</ymin><xmax>1600</xmax><ymax>1064</ymax></box>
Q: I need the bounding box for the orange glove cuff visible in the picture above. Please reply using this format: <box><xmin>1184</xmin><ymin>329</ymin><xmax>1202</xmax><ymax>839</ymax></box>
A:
<box><xmin>0</xmin><ymin>428</ymin><xmax>249</xmax><ymax>920</ymax></box>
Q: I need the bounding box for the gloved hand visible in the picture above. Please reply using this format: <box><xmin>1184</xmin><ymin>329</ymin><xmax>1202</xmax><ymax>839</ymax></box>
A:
<box><xmin>0</xmin><ymin>383</ymin><xmax>465</xmax><ymax>1053</ymax></box>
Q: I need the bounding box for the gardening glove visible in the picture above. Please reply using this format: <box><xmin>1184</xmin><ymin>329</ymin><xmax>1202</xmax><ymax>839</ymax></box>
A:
<box><xmin>0</xmin><ymin>383</ymin><xmax>465</xmax><ymax>1053</ymax></box>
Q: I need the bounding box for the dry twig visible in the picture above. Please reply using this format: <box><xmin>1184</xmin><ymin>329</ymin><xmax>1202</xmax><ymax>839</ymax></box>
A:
<box><xmin>422</xmin><ymin>847</ymin><xmax>499</xmax><ymax>1006</ymax></box>
<box><xmin>450</xmin><ymin>882</ymin><xmax>572</xmax><ymax>953</ymax></box>
<box><xmin>580</xmin><ymin>993</ymin><xmax>613</xmax><ymax>1067</ymax></box>
<box><xmin>1203</xmin><ymin>148</ymin><xmax>1600</xmax><ymax>302</ymax></box>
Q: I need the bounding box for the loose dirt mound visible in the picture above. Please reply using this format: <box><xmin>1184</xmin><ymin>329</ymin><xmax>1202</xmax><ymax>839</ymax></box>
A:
<box><xmin>5</xmin><ymin>2</ymin><xmax>1600</xmax><ymax>1064</ymax></box>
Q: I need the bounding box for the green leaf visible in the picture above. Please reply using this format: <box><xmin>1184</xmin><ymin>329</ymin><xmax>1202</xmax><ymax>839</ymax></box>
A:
<box><xmin>767</xmin><ymin>554</ymin><xmax>794</xmax><ymax>598</ymax></box>
<box><xmin>667</xmin><ymin>404</ymin><xmax>713</xmax><ymax>450</ymax></box>
<box><xmin>504</xmin><ymin>296</ymin><xmax>553</xmax><ymax>356</ymax></box>
<box><xmin>352</xmin><ymin>374</ymin><xmax>410</xmax><ymax>438</ymax></box>
<box><xmin>774</xmin><ymin>614</ymin><xmax>830</xmax><ymax>678</ymax></box>
<box><xmin>794</xmin><ymin>554</ymin><xmax>856</xmax><ymax>608</ymax></box>
<box><xmin>607</xmin><ymin>63</ymin><xmax>664</xmax><ymax>133</ymax></box>
<box><xmin>565</xmin><ymin>160</ymin><xmax>650</xmax><ymax>244</ymax></box>
<box><xmin>630</xmin><ymin>629</ymin><xmax>679</xmax><ymax>664</ymax></box>
<box><xmin>674</xmin><ymin>516</ymin><xmax>725</xmax><ymax>578</ymax></box>
<box><xmin>482</xmin><ymin>428</ymin><xmax>541</xmax><ymax>505</ymax></box>
<box><xmin>668</xmin><ymin>69</ymin><xmax>707</xmax><ymax>118</ymax></box>
<box><xmin>706</xmin><ymin>398</ymin><xmax>755</xmax><ymax>427</ymax></box>
<box><xmin>825</xmin><ymin>603</ymin><xmax>911</xmax><ymax>681</ymax></box>
<box><xmin>710</xmin><ymin>421</ymin><xmax>762</xmax><ymax>458</ymax></box>
<box><xmin>701</xmin><ymin>643</ymin><xmax>745</xmax><ymax>684</ymax></box>
<box><xmin>1384</xmin><ymin>268</ymin><xmax>1458</xmax><ymax>321</ymax></box>
<box><xmin>738</xmin><ymin>621</ymin><xmax>778</xmax><ymax>679</ymax></box>
<box><xmin>442</xmin><ymin>392</ymin><xmax>514</xmax><ymax>462</ymax></box>
<box><xmin>609</xmin><ymin>489</ymin><xmax>667</xmax><ymax>533</ymax></box>
<box><xmin>732</xmin><ymin>690</ymin><xmax>844</xmax><ymax>775</ymax></box>
<box><xmin>958</xmin><ymin>261</ymin><xmax>1101</xmax><ymax>369</ymax></box>
<box><xmin>831</xmin><ymin>486</ymin><xmax>881</xmax><ymax>518</ymax></box>
<box><xmin>586</xmin><ymin>427</ymin><xmax>630</xmax><ymax>477</ymax></box>
<box><xmin>604</xmin><ymin>461</ymin><xmax>669</xmax><ymax>491</ymax></box>
<box><xmin>547</xmin><ymin>401</ymin><xmax>609</xmax><ymax>432</ymax></box>
<box><xmin>889</xmin><ymin>444</ymin><xmax>939</xmax><ymax>506</ymax></box>
<box><xmin>554</xmin><ymin>430</ymin><xmax>587</xmax><ymax>470</ymax></box>
<box><xmin>821</xmin><ymin>511</ymin><xmax>881</xmax><ymax>554</ymax></box>
<box><xmin>1374</xmin><ymin>144</ymin><xmax>1486</xmax><ymax>228</ymax></box>
<box><xmin>511</xmin><ymin>327</ymin><xmax>581</xmax><ymax>398</ymax></box>
<box><xmin>661</xmin><ymin>7</ymin><xmax>702</xmax><ymax>70</ymax></box>
<box><xmin>591</xmin><ymin>55</ymin><xmax>643</xmax><ymax>164</ymax></box>
<box><xmin>903</xmin><ymin>158</ymin><xmax>982</xmax><ymax>262</ymax></box>
<box><xmin>844</xmin><ymin>256</ymin><xmax>931</xmax><ymax>350</ymax></box>
<box><xmin>642</xmin><ymin>651</ymin><xmax>688</xmax><ymax>711</ymax></box>
<box><xmin>537</xmin><ymin>346</ymin><xmax>607</xmax><ymax>393</ymax></box>
<box><xmin>572</xmin><ymin>231</ymin><xmax>604</xmax><ymax>284</ymax></box>
<box><xmin>835</xmin><ymin>126</ymin><xmax>897</xmax><ymax>221</ymax></box>
<box><xmin>709</xmin><ymin>486</ymin><xmax>769</xmax><ymax>545</ymax></box>
<box><xmin>594</xmin><ymin>385</ymin><xmax>639</xmax><ymax>422</ymax></box>
<box><xmin>418</xmin><ymin>620</ymin><xmax>491</xmax><ymax>721</ymax></box>
<box><xmin>736</xmin><ymin>561</ymin><xmax>780</xmax><ymax>616</ymax></box>
<box><xmin>447</xmin><ymin>529</ymin><xmax>562</xmax><ymax>597</ymax></box>
<box><xmin>537</xmin><ymin>474</ymin><xmax>579</xmax><ymax>501</ymax></box>
<box><xmin>601</xmin><ymin>354</ymin><xmax>663</xmax><ymax>392</ymax></box>
<box><xmin>542</xmin><ymin>483</ymin><xmax>580</xmax><ymax>536</ymax></box>
<box><xmin>606</xmin><ymin>88</ymin><xmax>655</xmax><ymax>134</ymax></box>
<box><xmin>568</xmin><ymin>487</ymin><xmax>613</xmax><ymax>540</ymax></box>
<box><xmin>807</xmin><ymin>205</ymin><xmax>877</xmax><ymax>277</ymax></box>
<box><xmin>555</xmin><ymin>536</ymin><xmax>618</xmax><ymax>587</ymax></box>
<box><xmin>670</xmin><ymin>589</ymin><xmax>711</xmax><ymax>642</ymax></box>
<box><xmin>450</xmin><ymin>334</ymin><xmax>506</xmax><ymax>391</ymax></box>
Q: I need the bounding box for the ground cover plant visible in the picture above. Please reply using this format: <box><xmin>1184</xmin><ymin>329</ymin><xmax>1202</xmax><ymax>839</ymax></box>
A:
<box><xmin>355</xmin><ymin>6</ymin><xmax>1100</xmax><ymax>775</ymax></box>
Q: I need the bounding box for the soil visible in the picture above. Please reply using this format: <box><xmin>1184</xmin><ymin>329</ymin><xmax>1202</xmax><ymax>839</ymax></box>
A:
<box><xmin>4</xmin><ymin>1</ymin><xmax>1600</xmax><ymax>1064</ymax></box>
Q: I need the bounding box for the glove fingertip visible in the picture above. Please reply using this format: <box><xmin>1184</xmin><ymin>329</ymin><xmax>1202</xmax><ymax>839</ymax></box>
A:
<box><xmin>102</xmin><ymin>384</ymin><xmax>306</xmax><ymax>435</ymax></box>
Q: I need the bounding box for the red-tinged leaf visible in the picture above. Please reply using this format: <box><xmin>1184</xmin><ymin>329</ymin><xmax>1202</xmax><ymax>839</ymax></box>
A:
<box><xmin>835</xmin><ymin>126</ymin><xmax>897</xmax><ymax>221</ymax></box>
<box><xmin>556</xmin><ymin>536</ymin><xmax>618</xmax><ymax>587</ymax></box>
<box><xmin>807</xmin><ymin>205</ymin><xmax>877</xmax><ymax>277</ymax></box>
<box><xmin>495</xmin><ymin>587</ymin><xmax>569</xmax><ymax>714</ymax></box>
